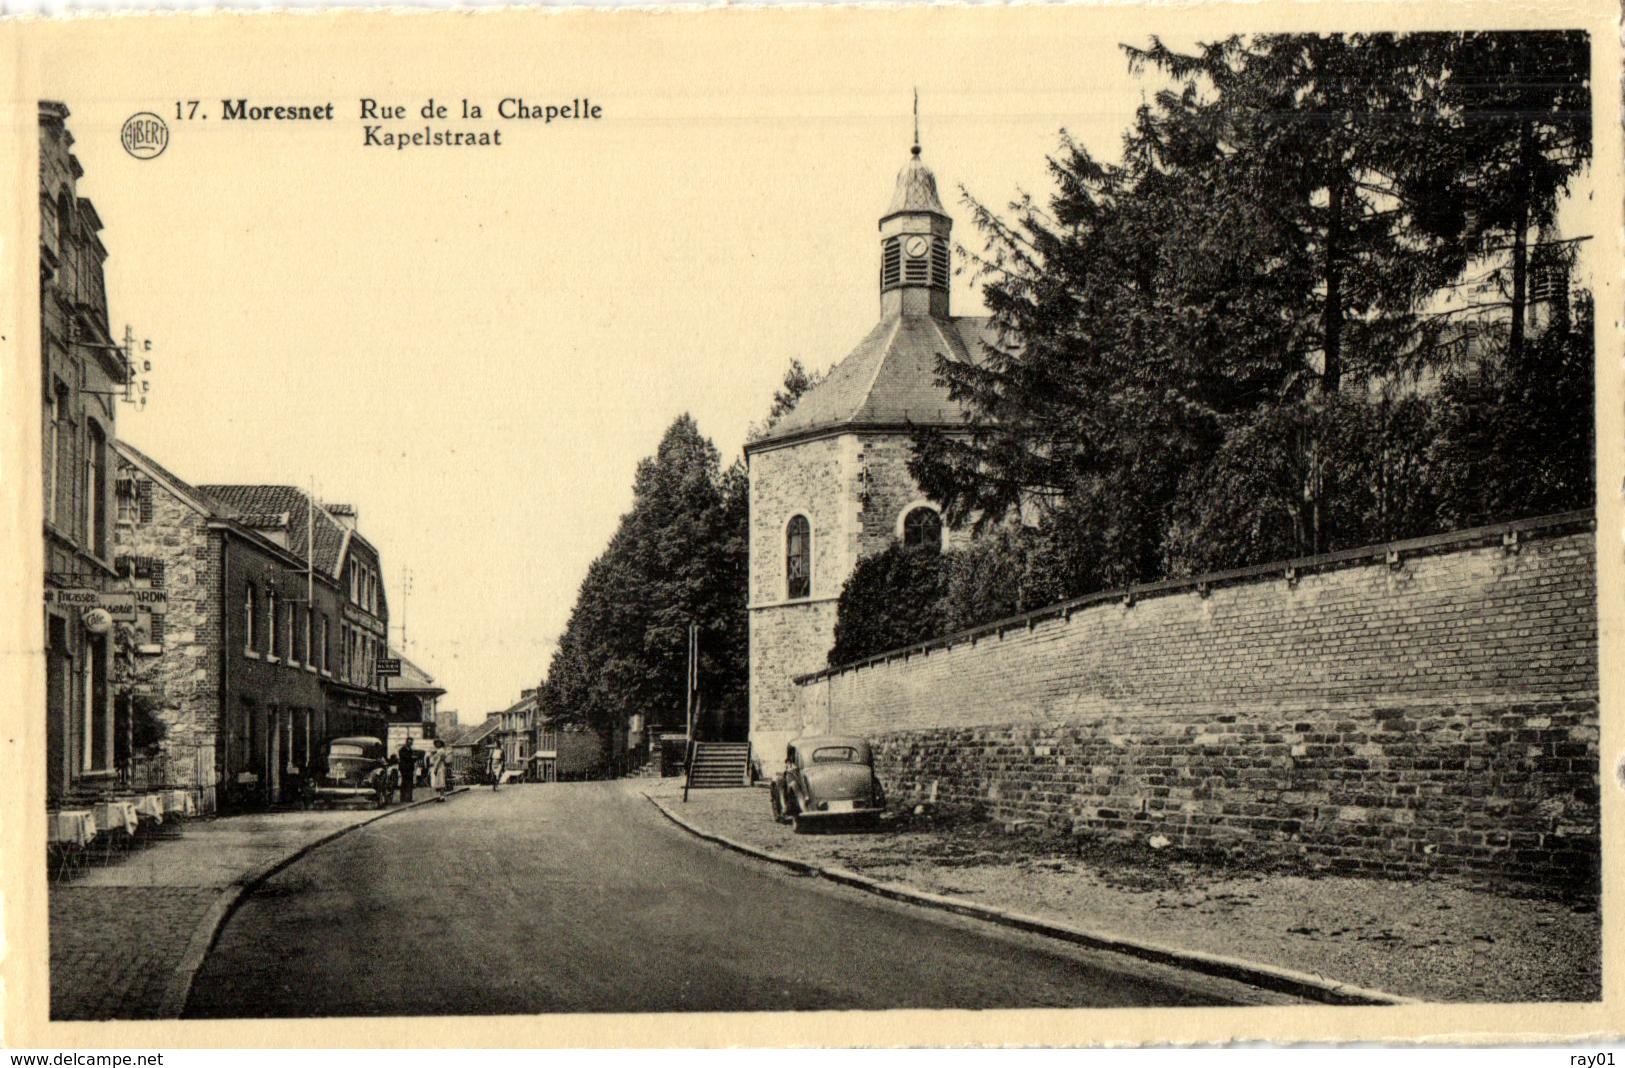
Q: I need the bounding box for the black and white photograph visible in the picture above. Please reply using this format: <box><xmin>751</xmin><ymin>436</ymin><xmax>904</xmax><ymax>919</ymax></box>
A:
<box><xmin>4</xmin><ymin>2</ymin><xmax>1621</xmax><ymax>1050</ymax></box>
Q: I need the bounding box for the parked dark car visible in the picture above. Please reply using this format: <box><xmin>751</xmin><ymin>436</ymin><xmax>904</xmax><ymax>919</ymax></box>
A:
<box><xmin>312</xmin><ymin>736</ymin><xmax>399</xmax><ymax>808</ymax></box>
<box><xmin>770</xmin><ymin>735</ymin><xmax>885</xmax><ymax>831</ymax></box>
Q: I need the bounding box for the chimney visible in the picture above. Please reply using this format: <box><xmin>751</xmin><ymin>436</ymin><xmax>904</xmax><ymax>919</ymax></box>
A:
<box><xmin>325</xmin><ymin>502</ymin><xmax>358</xmax><ymax>530</ymax></box>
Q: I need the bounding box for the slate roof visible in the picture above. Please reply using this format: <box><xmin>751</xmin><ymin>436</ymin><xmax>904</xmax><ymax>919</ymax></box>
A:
<box><xmin>196</xmin><ymin>484</ymin><xmax>349</xmax><ymax>577</ymax></box>
<box><xmin>751</xmin><ymin>314</ymin><xmax>996</xmax><ymax>449</ymax></box>
<box><xmin>113</xmin><ymin>439</ymin><xmax>218</xmax><ymax>514</ymax></box>
<box><xmin>884</xmin><ymin>149</ymin><xmax>948</xmax><ymax>218</ymax></box>
<box><xmin>451</xmin><ymin>719</ymin><xmax>500</xmax><ymax>749</ymax></box>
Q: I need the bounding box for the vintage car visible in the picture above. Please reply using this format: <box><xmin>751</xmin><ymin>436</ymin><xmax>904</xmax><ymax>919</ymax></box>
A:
<box><xmin>769</xmin><ymin>734</ymin><xmax>886</xmax><ymax>830</ymax></box>
<box><xmin>312</xmin><ymin>736</ymin><xmax>399</xmax><ymax>808</ymax></box>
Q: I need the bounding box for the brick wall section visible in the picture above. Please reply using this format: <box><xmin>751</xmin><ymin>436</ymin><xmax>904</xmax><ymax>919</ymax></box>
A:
<box><xmin>796</xmin><ymin>521</ymin><xmax>1598</xmax><ymax>886</ymax></box>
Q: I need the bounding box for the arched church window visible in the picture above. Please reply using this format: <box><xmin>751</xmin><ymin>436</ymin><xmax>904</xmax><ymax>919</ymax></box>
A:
<box><xmin>786</xmin><ymin>515</ymin><xmax>811</xmax><ymax>600</ymax></box>
<box><xmin>902</xmin><ymin>506</ymin><xmax>942</xmax><ymax>553</ymax></box>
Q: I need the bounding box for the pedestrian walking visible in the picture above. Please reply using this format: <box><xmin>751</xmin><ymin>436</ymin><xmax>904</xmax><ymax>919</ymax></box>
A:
<box><xmin>399</xmin><ymin>736</ymin><xmax>416</xmax><ymax>803</ymax></box>
<box><xmin>430</xmin><ymin>739</ymin><xmax>448</xmax><ymax>801</ymax></box>
<box><xmin>487</xmin><ymin>743</ymin><xmax>504</xmax><ymax>791</ymax></box>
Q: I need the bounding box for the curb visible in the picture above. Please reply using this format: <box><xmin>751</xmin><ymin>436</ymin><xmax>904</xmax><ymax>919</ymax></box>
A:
<box><xmin>156</xmin><ymin>786</ymin><xmax>470</xmax><ymax>1018</ymax></box>
<box><xmin>643</xmin><ymin>791</ymin><xmax>1416</xmax><ymax>1008</ymax></box>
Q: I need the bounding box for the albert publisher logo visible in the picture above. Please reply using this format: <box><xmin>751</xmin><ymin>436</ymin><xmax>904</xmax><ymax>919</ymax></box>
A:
<box><xmin>121</xmin><ymin>112</ymin><xmax>168</xmax><ymax>159</ymax></box>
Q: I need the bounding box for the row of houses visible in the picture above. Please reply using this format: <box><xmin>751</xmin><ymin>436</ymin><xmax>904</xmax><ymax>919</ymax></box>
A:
<box><xmin>444</xmin><ymin>688</ymin><xmax>605</xmax><ymax>785</ymax></box>
<box><xmin>40</xmin><ymin>101</ymin><xmax>448</xmax><ymax>815</ymax></box>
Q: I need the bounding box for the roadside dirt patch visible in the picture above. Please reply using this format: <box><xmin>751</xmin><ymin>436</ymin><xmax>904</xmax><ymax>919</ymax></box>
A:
<box><xmin>647</xmin><ymin>781</ymin><xmax>1601</xmax><ymax>1003</ymax></box>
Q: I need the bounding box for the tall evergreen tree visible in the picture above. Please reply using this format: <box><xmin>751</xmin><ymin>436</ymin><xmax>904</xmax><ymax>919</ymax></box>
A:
<box><xmin>539</xmin><ymin>415</ymin><xmax>749</xmax><ymax>751</ymax></box>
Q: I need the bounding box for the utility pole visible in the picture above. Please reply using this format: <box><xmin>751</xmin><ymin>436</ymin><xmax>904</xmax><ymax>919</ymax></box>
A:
<box><xmin>399</xmin><ymin>566</ymin><xmax>413</xmax><ymax>653</ymax></box>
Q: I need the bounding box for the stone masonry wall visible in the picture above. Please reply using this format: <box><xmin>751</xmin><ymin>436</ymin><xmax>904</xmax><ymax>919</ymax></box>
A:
<box><xmin>796</xmin><ymin>519</ymin><xmax>1598</xmax><ymax>887</ymax></box>
<box><xmin>748</xmin><ymin>436</ymin><xmax>852</xmax><ymax>765</ymax></box>
<box><xmin>111</xmin><ymin>456</ymin><xmax>221</xmax><ymax>812</ymax></box>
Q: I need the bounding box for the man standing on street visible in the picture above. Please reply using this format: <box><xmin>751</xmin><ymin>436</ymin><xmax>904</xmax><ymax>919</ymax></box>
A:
<box><xmin>398</xmin><ymin>736</ymin><xmax>416</xmax><ymax>803</ymax></box>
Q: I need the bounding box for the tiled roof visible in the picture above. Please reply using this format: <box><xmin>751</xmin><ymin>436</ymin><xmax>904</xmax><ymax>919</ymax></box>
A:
<box><xmin>499</xmin><ymin>691</ymin><xmax>539</xmax><ymax>716</ymax></box>
<box><xmin>197</xmin><ymin>484</ymin><xmax>349</xmax><ymax>577</ymax></box>
<box><xmin>752</xmin><ymin>314</ymin><xmax>995</xmax><ymax>448</ymax></box>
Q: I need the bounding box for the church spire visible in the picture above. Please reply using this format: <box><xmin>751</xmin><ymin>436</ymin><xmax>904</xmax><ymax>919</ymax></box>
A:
<box><xmin>913</xmin><ymin>87</ymin><xmax>921</xmax><ymax>157</ymax></box>
<box><xmin>879</xmin><ymin>94</ymin><xmax>951</xmax><ymax>319</ymax></box>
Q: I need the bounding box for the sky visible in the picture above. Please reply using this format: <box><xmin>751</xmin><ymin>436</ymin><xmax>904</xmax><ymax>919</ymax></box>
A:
<box><xmin>37</xmin><ymin>11</ymin><xmax>1171</xmax><ymax>721</ymax></box>
<box><xmin>35</xmin><ymin>13</ymin><xmax>1598</xmax><ymax>722</ymax></box>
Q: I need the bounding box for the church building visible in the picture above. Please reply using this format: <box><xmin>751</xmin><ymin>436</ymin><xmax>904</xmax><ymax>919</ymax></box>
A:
<box><xmin>744</xmin><ymin>130</ymin><xmax>994</xmax><ymax>768</ymax></box>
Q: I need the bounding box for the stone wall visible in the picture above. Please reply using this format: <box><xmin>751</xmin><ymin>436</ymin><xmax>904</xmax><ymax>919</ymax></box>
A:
<box><xmin>111</xmin><ymin>456</ymin><xmax>221</xmax><ymax>812</ymax></box>
<box><xmin>748</xmin><ymin>435</ymin><xmax>853</xmax><ymax>765</ymax></box>
<box><xmin>795</xmin><ymin>515</ymin><xmax>1598</xmax><ymax>887</ymax></box>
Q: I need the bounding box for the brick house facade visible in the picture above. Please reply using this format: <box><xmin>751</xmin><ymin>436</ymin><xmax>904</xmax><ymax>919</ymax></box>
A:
<box><xmin>41</xmin><ymin>101</ymin><xmax>134</xmax><ymax>805</ymax></box>
<box><xmin>109</xmin><ymin>447</ymin><xmax>397</xmax><ymax>811</ymax></box>
<box><xmin>112</xmin><ymin>443</ymin><xmax>363</xmax><ymax>811</ymax></box>
<box><xmin>744</xmin><ymin>136</ymin><xmax>981</xmax><ymax>769</ymax></box>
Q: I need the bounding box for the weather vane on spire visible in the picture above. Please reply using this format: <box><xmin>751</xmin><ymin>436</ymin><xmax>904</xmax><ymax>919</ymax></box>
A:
<box><xmin>912</xmin><ymin>88</ymin><xmax>921</xmax><ymax>157</ymax></box>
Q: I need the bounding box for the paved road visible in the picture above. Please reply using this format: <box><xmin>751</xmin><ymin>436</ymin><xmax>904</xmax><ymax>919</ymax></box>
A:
<box><xmin>185</xmin><ymin>782</ymin><xmax>1293</xmax><ymax>1016</ymax></box>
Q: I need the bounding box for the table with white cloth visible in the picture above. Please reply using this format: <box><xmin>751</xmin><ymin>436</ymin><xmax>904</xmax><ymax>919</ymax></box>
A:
<box><xmin>91</xmin><ymin>800</ymin><xmax>139</xmax><ymax>838</ymax></box>
<box><xmin>47</xmin><ymin>809</ymin><xmax>97</xmax><ymax>880</ymax></box>
<box><xmin>126</xmin><ymin>794</ymin><xmax>165</xmax><ymax>823</ymax></box>
<box><xmin>48</xmin><ymin>809</ymin><xmax>97</xmax><ymax>847</ymax></box>
<box><xmin>160</xmin><ymin>789</ymin><xmax>196</xmax><ymax>818</ymax></box>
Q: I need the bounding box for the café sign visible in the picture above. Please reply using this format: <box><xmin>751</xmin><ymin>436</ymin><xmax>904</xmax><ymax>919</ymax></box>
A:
<box><xmin>45</xmin><ymin>587</ymin><xmax>168</xmax><ymax>618</ymax></box>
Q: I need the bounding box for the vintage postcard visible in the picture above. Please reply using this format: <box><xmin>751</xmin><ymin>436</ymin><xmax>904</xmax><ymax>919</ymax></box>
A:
<box><xmin>2</xmin><ymin>0</ymin><xmax>1621</xmax><ymax>1049</ymax></box>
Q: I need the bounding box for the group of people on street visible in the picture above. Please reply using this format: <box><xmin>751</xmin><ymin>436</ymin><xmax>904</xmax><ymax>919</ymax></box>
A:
<box><xmin>395</xmin><ymin>736</ymin><xmax>450</xmax><ymax>803</ymax></box>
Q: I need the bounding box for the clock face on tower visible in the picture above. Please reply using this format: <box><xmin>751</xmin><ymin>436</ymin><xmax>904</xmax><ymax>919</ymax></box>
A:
<box><xmin>904</xmin><ymin>236</ymin><xmax>928</xmax><ymax>258</ymax></box>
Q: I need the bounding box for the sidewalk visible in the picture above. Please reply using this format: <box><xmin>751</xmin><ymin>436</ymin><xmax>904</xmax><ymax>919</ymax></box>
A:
<box><xmin>643</xmin><ymin>778</ymin><xmax>1600</xmax><ymax>1004</ymax></box>
<box><xmin>49</xmin><ymin>789</ymin><xmax>466</xmax><ymax>1020</ymax></box>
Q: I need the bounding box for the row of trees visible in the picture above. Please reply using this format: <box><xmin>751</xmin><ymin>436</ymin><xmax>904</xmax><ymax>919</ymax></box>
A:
<box><xmin>830</xmin><ymin>31</ymin><xmax>1593</xmax><ymax>664</ymax></box>
<box><xmin>538</xmin><ymin>357</ymin><xmax>835</xmax><ymax>740</ymax></box>
<box><xmin>538</xmin><ymin>416</ymin><xmax>750</xmax><ymax>747</ymax></box>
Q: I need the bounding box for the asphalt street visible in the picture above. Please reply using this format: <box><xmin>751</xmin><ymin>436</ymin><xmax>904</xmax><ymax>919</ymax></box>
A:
<box><xmin>184</xmin><ymin>782</ymin><xmax>1292</xmax><ymax>1016</ymax></box>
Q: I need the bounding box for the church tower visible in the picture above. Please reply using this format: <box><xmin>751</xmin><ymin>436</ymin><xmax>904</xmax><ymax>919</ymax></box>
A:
<box><xmin>878</xmin><ymin>114</ymin><xmax>953</xmax><ymax>320</ymax></box>
<box><xmin>744</xmin><ymin>113</ymin><xmax>993</xmax><ymax>771</ymax></box>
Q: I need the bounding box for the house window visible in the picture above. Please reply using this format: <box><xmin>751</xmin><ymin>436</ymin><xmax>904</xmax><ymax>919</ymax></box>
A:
<box><xmin>902</xmin><ymin>506</ymin><xmax>943</xmax><ymax>554</ymax></box>
<box><xmin>286</xmin><ymin>603</ymin><xmax>297</xmax><ymax>665</ymax></box>
<box><xmin>81</xmin><ymin>631</ymin><xmax>108</xmax><ymax>773</ymax></box>
<box><xmin>244</xmin><ymin>583</ymin><xmax>257</xmax><ymax>652</ymax></box>
<box><xmin>786</xmin><ymin>515</ymin><xmax>811</xmax><ymax>600</ymax></box>
<box><xmin>46</xmin><ymin>384</ymin><xmax>62</xmax><ymax>523</ymax></box>
<box><xmin>267</xmin><ymin>591</ymin><xmax>280</xmax><ymax>658</ymax></box>
<box><xmin>115</xmin><ymin>478</ymin><xmax>135</xmax><ymax>523</ymax></box>
<box><xmin>85</xmin><ymin>421</ymin><xmax>107</xmax><ymax>558</ymax></box>
<box><xmin>54</xmin><ymin>383</ymin><xmax>74</xmax><ymax>533</ymax></box>
<box><xmin>318</xmin><ymin>614</ymin><xmax>329</xmax><ymax>672</ymax></box>
<box><xmin>56</xmin><ymin>189</ymin><xmax>72</xmax><ymax>260</ymax></box>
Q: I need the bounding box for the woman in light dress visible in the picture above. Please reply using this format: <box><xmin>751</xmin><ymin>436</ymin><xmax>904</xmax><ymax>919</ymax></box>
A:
<box><xmin>429</xmin><ymin>738</ymin><xmax>448</xmax><ymax>801</ymax></box>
